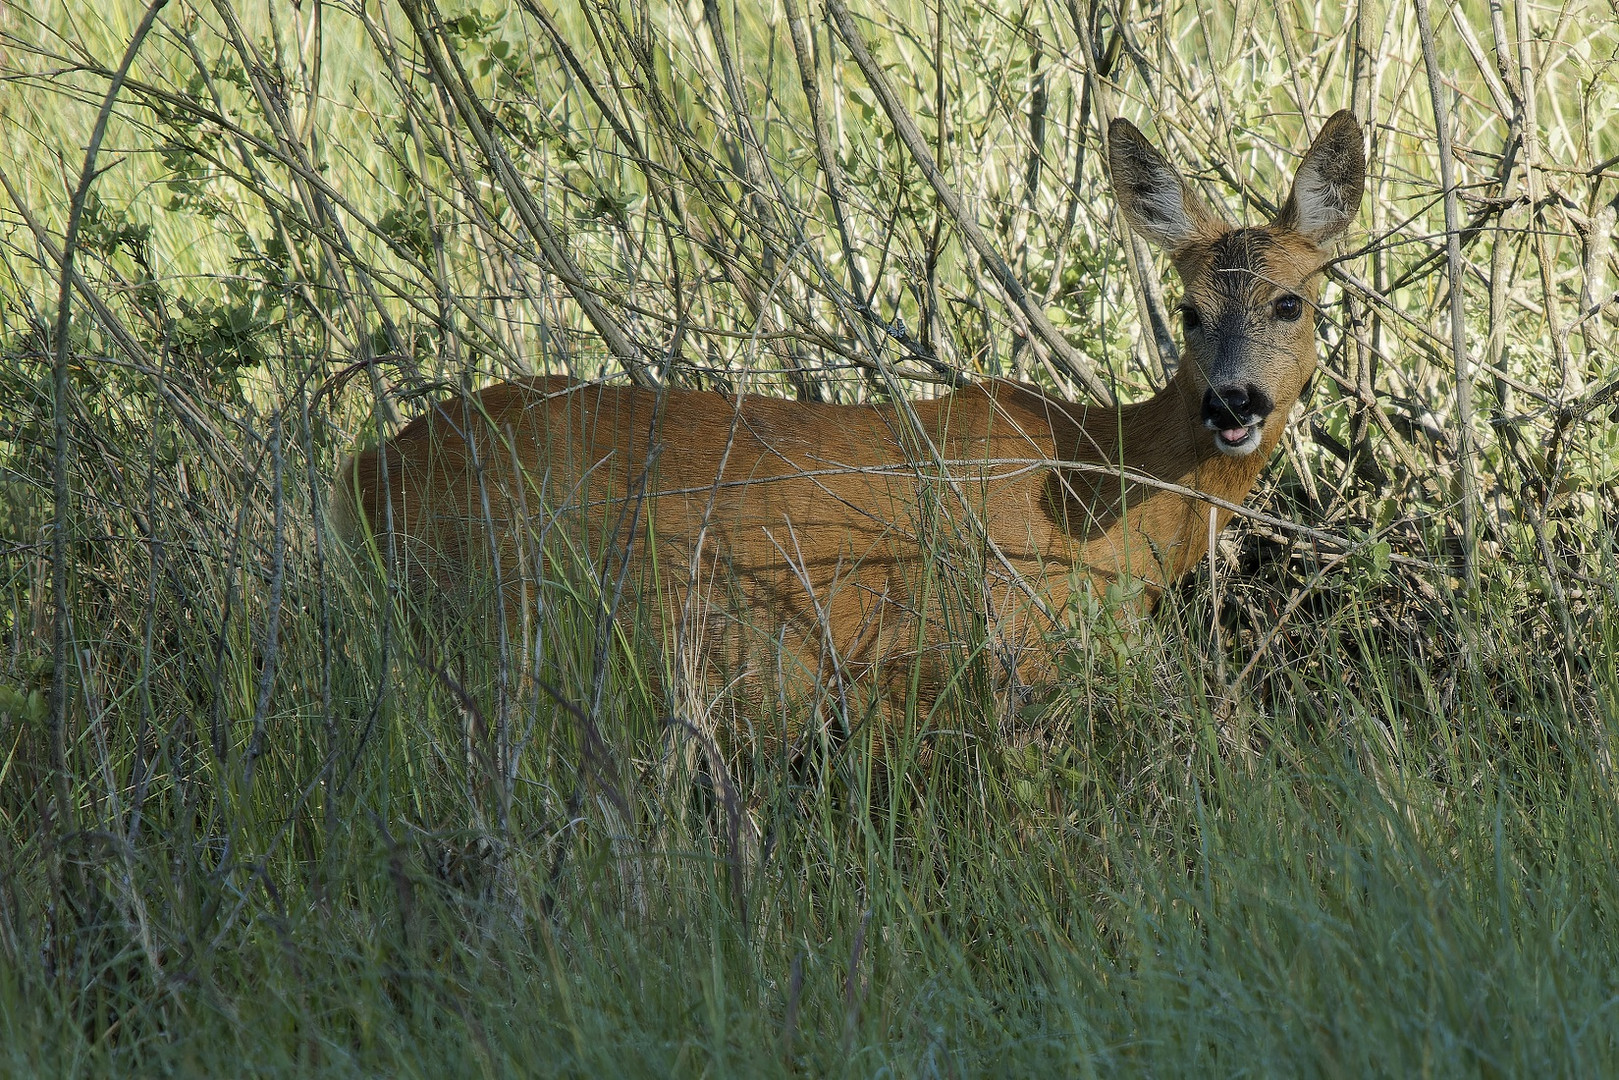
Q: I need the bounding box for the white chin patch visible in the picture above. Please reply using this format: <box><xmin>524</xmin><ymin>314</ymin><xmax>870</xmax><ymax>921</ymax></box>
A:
<box><xmin>1213</xmin><ymin>425</ymin><xmax>1262</xmax><ymax>456</ymax></box>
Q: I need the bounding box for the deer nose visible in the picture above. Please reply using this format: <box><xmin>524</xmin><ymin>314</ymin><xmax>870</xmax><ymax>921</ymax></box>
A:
<box><xmin>1202</xmin><ymin>384</ymin><xmax>1274</xmax><ymax>428</ymax></box>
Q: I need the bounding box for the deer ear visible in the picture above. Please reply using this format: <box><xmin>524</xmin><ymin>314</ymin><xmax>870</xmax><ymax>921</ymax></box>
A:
<box><xmin>1108</xmin><ymin>118</ymin><xmax>1225</xmax><ymax>252</ymax></box>
<box><xmin>1275</xmin><ymin>110</ymin><xmax>1366</xmax><ymax>247</ymax></box>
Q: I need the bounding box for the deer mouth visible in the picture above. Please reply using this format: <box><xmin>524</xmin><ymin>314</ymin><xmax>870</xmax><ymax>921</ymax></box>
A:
<box><xmin>1212</xmin><ymin>423</ymin><xmax>1262</xmax><ymax>455</ymax></box>
<box><xmin>1202</xmin><ymin>385</ymin><xmax>1272</xmax><ymax>457</ymax></box>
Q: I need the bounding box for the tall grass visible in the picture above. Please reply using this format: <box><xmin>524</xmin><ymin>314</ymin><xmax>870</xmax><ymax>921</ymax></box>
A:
<box><xmin>2</xmin><ymin>0</ymin><xmax>1617</xmax><ymax>1074</ymax></box>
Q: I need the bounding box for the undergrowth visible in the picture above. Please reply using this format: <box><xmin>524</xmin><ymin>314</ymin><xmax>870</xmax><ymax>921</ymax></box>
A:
<box><xmin>1</xmin><ymin>0</ymin><xmax>1617</xmax><ymax>1075</ymax></box>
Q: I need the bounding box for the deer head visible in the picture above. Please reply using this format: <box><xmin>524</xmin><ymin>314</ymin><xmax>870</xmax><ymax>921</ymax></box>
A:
<box><xmin>1108</xmin><ymin>111</ymin><xmax>1366</xmax><ymax>457</ymax></box>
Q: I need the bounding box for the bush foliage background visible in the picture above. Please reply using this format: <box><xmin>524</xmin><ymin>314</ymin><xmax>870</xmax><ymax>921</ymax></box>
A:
<box><xmin>1</xmin><ymin>0</ymin><xmax>1617</xmax><ymax>1074</ymax></box>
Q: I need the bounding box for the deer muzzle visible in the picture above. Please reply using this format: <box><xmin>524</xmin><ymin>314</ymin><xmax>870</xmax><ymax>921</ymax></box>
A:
<box><xmin>1202</xmin><ymin>384</ymin><xmax>1275</xmax><ymax>456</ymax></box>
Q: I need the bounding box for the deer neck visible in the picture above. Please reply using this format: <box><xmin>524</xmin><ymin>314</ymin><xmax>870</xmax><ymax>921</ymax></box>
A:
<box><xmin>1054</xmin><ymin>365</ymin><xmax>1292</xmax><ymax>582</ymax></box>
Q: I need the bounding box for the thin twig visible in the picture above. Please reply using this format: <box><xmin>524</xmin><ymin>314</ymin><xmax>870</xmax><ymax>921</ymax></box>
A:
<box><xmin>50</xmin><ymin>0</ymin><xmax>172</xmax><ymax>860</ymax></box>
<box><xmin>1414</xmin><ymin>0</ymin><xmax>1479</xmax><ymax>596</ymax></box>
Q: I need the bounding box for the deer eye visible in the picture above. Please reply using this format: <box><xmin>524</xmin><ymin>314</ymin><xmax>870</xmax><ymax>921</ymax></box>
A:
<box><xmin>1179</xmin><ymin>305</ymin><xmax>1203</xmax><ymax>334</ymax></box>
<box><xmin>1273</xmin><ymin>294</ymin><xmax>1304</xmax><ymax>321</ymax></box>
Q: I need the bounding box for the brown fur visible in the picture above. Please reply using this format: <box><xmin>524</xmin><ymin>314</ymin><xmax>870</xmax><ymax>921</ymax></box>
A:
<box><xmin>332</xmin><ymin>112</ymin><xmax>1365</xmax><ymax>731</ymax></box>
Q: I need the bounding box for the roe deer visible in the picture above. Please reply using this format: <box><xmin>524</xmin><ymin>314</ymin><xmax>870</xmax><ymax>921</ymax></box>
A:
<box><xmin>332</xmin><ymin>111</ymin><xmax>1365</xmax><ymax>735</ymax></box>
